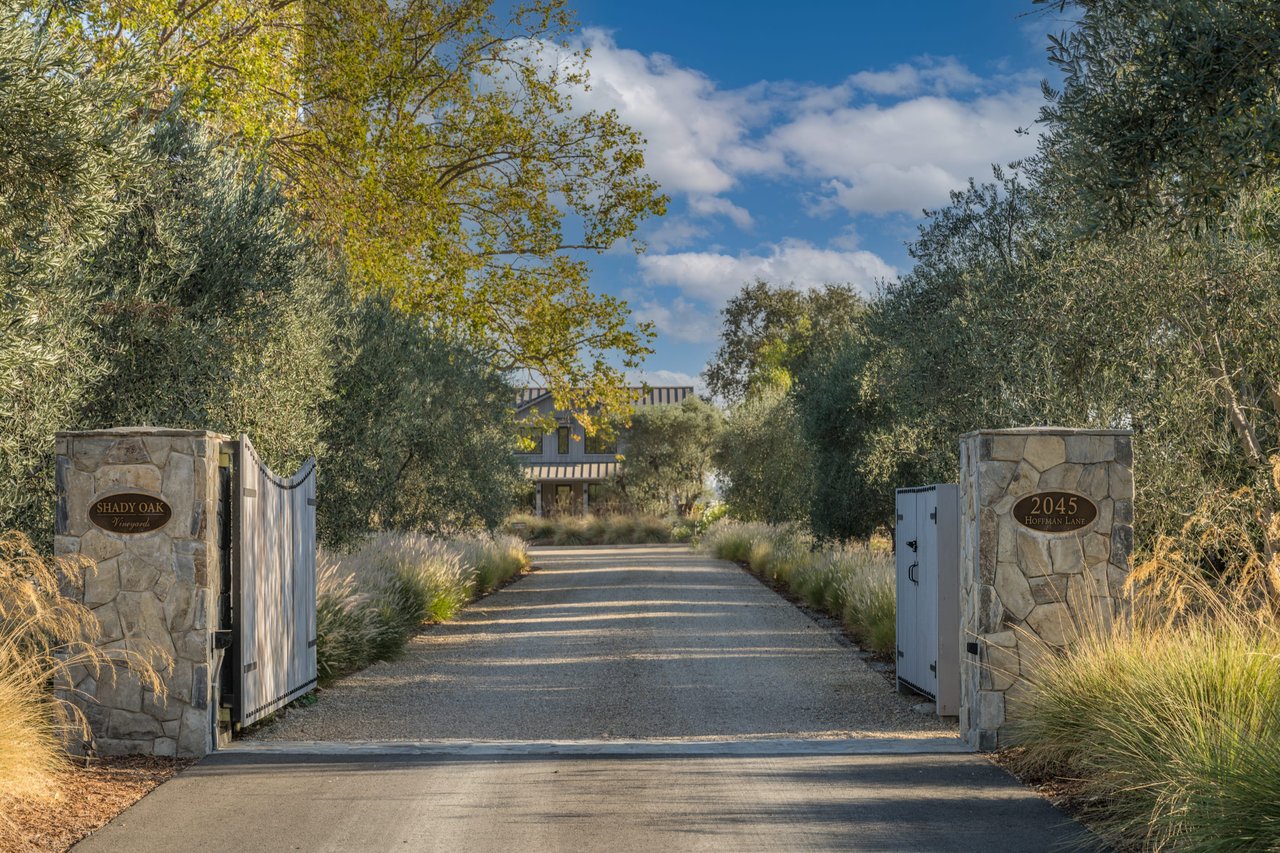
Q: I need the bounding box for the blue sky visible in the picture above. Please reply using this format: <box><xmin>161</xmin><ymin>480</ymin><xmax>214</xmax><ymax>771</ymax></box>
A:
<box><xmin>550</xmin><ymin>1</ymin><xmax>1069</xmax><ymax>389</ymax></box>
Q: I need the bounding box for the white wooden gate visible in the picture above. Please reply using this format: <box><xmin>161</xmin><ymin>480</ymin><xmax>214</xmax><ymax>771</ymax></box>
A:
<box><xmin>235</xmin><ymin>435</ymin><xmax>317</xmax><ymax>727</ymax></box>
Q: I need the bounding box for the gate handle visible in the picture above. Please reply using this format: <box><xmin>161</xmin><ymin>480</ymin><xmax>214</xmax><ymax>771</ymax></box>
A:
<box><xmin>908</xmin><ymin>561</ymin><xmax>919</xmax><ymax>584</ymax></box>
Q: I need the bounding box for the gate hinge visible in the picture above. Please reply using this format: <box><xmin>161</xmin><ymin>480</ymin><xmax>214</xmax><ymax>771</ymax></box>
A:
<box><xmin>929</xmin><ymin>662</ymin><xmax>937</xmax><ymax>674</ymax></box>
<box><xmin>897</xmin><ymin>649</ymin><xmax>904</xmax><ymax>659</ymax></box>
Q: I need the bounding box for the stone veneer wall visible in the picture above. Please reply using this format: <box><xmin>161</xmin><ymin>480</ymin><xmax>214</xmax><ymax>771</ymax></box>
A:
<box><xmin>958</xmin><ymin>427</ymin><xmax>1133</xmax><ymax>750</ymax></box>
<box><xmin>54</xmin><ymin>428</ymin><xmax>229</xmax><ymax>757</ymax></box>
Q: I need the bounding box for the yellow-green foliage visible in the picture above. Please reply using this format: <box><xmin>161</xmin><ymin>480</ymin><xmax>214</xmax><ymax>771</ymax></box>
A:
<box><xmin>1008</xmin><ymin>539</ymin><xmax>1280</xmax><ymax>852</ymax></box>
<box><xmin>0</xmin><ymin>532</ymin><xmax>164</xmax><ymax>807</ymax></box>
<box><xmin>700</xmin><ymin>521</ymin><xmax>895</xmax><ymax>656</ymax></box>
<box><xmin>315</xmin><ymin>532</ymin><xmax>529</xmax><ymax>680</ymax></box>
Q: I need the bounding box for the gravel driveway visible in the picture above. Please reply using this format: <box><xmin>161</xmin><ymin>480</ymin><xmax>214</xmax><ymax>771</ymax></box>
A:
<box><xmin>251</xmin><ymin>544</ymin><xmax>952</xmax><ymax>742</ymax></box>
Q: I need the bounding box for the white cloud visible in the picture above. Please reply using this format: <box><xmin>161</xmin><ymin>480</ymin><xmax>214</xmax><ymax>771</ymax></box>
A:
<box><xmin>687</xmin><ymin>195</ymin><xmax>753</xmax><ymax>228</ymax></box>
<box><xmin>643</xmin><ymin>216</ymin><xmax>711</xmax><ymax>252</ymax></box>
<box><xmin>630</xmin><ymin>295</ymin><xmax>721</xmax><ymax>343</ymax></box>
<box><xmin>569</xmin><ymin>39</ymin><xmax>1041</xmax><ymax>221</ymax></box>
<box><xmin>638</xmin><ymin>239</ymin><xmax>897</xmax><ymax>303</ymax></box>
<box><xmin>572</xmin><ymin>29</ymin><xmax>781</xmax><ymax>197</ymax></box>
<box><xmin>768</xmin><ymin>88</ymin><xmax>1041</xmax><ymax>215</ymax></box>
<box><xmin>847</xmin><ymin>57</ymin><xmax>984</xmax><ymax>97</ymax></box>
<box><xmin>829</xmin><ymin>224</ymin><xmax>863</xmax><ymax>251</ymax></box>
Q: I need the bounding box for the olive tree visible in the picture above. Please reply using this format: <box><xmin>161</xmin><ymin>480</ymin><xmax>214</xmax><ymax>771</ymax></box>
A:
<box><xmin>618</xmin><ymin>397</ymin><xmax>724</xmax><ymax>516</ymax></box>
<box><xmin>715</xmin><ymin>384</ymin><xmax>812</xmax><ymax>525</ymax></box>
<box><xmin>0</xmin><ymin>3</ymin><xmax>143</xmax><ymax>543</ymax></box>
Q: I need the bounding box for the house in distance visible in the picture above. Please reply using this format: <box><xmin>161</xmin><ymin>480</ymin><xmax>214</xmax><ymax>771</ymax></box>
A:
<box><xmin>516</xmin><ymin>386</ymin><xmax>692</xmax><ymax>515</ymax></box>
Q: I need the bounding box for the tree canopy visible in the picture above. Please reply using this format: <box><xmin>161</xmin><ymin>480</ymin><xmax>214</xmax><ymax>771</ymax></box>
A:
<box><xmin>703</xmin><ymin>280</ymin><xmax>866</xmax><ymax>404</ymax></box>
<box><xmin>55</xmin><ymin>0</ymin><xmax>667</xmax><ymax>418</ymax></box>
<box><xmin>619</xmin><ymin>397</ymin><xmax>723</xmax><ymax>517</ymax></box>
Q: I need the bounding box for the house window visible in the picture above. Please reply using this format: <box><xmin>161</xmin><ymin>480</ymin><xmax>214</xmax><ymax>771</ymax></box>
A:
<box><xmin>584</xmin><ymin>432</ymin><xmax>616</xmax><ymax>454</ymax></box>
<box><xmin>557</xmin><ymin>426</ymin><xmax>571</xmax><ymax>454</ymax></box>
<box><xmin>519</xmin><ymin>427</ymin><xmax>542</xmax><ymax>454</ymax></box>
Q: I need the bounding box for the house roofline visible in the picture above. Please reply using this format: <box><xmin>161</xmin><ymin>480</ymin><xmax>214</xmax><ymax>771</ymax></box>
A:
<box><xmin>514</xmin><ymin>386</ymin><xmax>694</xmax><ymax>414</ymax></box>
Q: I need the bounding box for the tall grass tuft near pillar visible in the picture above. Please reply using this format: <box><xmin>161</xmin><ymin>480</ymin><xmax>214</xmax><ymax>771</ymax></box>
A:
<box><xmin>1007</xmin><ymin>507</ymin><xmax>1280</xmax><ymax>852</ymax></box>
<box><xmin>700</xmin><ymin>521</ymin><xmax>896</xmax><ymax>657</ymax></box>
<box><xmin>314</xmin><ymin>532</ymin><xmax>529</xmax><ymax>681</ymax></box>
<box><xmin>0</xmin><ymin>531</ymin><xmax>165</xmax><ymax>806</ymax></box>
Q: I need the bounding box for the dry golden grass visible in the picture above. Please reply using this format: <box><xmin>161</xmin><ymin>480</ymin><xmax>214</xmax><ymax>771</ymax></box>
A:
<box><xmin>1007</xmin><ymin>461</ymin><xmax>1280</xmax><ymax>851</ymax></box>
<box><xmin>0</xmin><ymin>531</ymin><xmax>165</xmax><ymax>819</ymax></box>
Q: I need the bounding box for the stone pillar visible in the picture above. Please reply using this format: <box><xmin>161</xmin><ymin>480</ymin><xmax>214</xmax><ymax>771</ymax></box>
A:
<box><xmin>55</xmin><ymin>428</ymin><xmax>230</xmax><ymax>757</ymax></box>
<box><xmin>958</xmin><ymin>427</ymin><xmax>1133</xmax><ymax>750</ymax></box>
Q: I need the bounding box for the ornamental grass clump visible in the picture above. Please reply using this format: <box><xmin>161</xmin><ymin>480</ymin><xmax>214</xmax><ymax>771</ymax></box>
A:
<box><xmin>549</xmin><ymin>515</ymin><xmax>592</xmax><ymax>546</ymax></box>
<box><xmin>455</xmin><ymin>533</ymin><xmax>528</xmax><ymax>595</ymax></box>
<box><xmin>315</xmin><ymin>531</ymin><xmax>529</xmax><ymax>680</ymax></box>
<box><xmin>0</xmin><ymin>531</ymin><xmax>165</xmax><ymax>807</ymax></box>
<box><xmin>700</xmin><ymin>521</ymin><xmax>896</xmax><ymax>656</ymax></box>
<box><xmin>1008</xmin><ymin>497</ymin><xmax>1280</xmax><ymax>852</ymax></box>
<box><xmin>1010</xmin><ymin>613</ymin><xmax>1280</xmax><ymax>852</ymax></box>
<box><xmin>700</xmin><ymin>520</ymin><xmax>772</xmax><ymax>564</ymax></box>
<box><xmin>504</xmin><ymin>512</ymin><xmax>679</xmax><ymax>546</ymax></box>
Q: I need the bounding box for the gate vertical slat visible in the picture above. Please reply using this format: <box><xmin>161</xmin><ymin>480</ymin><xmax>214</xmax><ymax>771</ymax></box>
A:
<box><xmin>236</xmin><ymin>435</ymin><xmax>317</xmax><ymax>728</ymax></box>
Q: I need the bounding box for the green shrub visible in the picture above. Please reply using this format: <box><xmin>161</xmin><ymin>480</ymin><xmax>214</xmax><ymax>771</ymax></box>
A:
<box><xmin>692</xmin><ymin>502</ymin><xmax>730</xmax><ymax>537</ymax></box>
<box><xmin>76</xmin><ymin>121</ymin><xmax>339</xmax><ymax>485</ymax></box>
<box><xmin>0</xmin><ymin>4</ymin><xmax>144</xmax><ymax>547</ymax></box>
<box><xmin>319</xmin><ymin>301</ymin><xmax>524</xmax><ymax>547</ymax></box>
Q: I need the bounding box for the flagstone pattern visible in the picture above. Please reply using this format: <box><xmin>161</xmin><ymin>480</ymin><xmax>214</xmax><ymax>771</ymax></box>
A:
<box><xmin>958</xmin><ymin>427</ymin><xmax>1134</xmax><ymax>750</ymax></box>
<box><xmin>54</xmin><ymin>428</ymin><xmax>230</xmax><ymax>757</ymax></box>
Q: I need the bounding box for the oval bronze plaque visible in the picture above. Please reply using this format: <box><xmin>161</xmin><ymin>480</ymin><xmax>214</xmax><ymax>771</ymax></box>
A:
<box><xmin>1013</xmin><ymin>491</ymin><xmax>1098</xmax><ymax>534</ymax></box>
<box><xmin>89</xmin><ymin>492</ymin><xmax>172</xmax><ymax>535</ymax></box>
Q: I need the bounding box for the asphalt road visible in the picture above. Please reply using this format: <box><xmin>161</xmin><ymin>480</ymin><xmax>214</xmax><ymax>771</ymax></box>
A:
<box><xmin>74</xmin><ymin>545</ymin><xmax>1093</xmax><ymax>852</ymax></box>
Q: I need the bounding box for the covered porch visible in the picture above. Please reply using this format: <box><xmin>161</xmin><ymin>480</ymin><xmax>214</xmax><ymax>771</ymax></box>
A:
<box><xmin>522</xmin><ymin>462</ymin><xmax>618</xmax><ymax>516</ymax></box>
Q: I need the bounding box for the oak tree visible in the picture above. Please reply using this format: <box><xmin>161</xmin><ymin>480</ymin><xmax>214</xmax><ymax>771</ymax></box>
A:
<box><xmin>58</xmin><ymin>0</ymin><xmax>667</xmax><ymax>419</ymax></box>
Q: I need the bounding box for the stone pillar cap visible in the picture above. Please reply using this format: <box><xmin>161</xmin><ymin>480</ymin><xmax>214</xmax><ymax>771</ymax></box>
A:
<box><xmin>56</xmin><ymin>427</ymin><xmax>233</xmax><ymax>440</ymax></box>
<box><xmin>960</xmin><ymin>426</ymin><xmax>1132</xmax><ymax>439</ymax></box>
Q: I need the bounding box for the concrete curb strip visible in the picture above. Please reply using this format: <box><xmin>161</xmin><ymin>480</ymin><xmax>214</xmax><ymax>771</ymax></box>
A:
<box><xmin>223</xmin><ymin>736</ymin><xmax>973</xmax><ymax>757</ymax></box>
